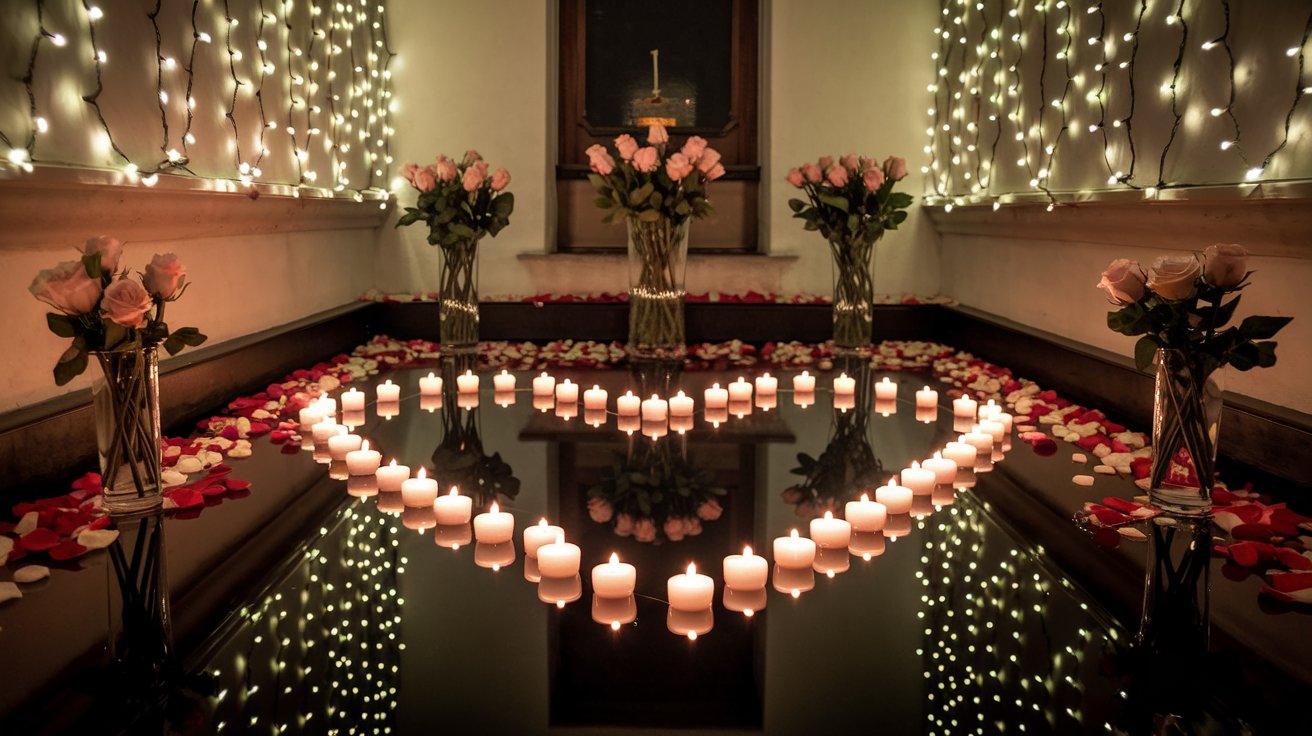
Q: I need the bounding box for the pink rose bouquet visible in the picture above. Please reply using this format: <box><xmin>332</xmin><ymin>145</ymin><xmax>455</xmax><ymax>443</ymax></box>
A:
<box><xmin>584</xmin><ymin>124</ymin><xmax>723</xmax><ymax>226</ymax></box>
<box><xmin>31</xmin><ymin>237</ymin><xmax>206</xmax><ymax>385</ymax></box>
<box><xmin>785</xmin><ymin>153</ymin><xmax>913</xmax><ymax>247</ymax></box>
<box><xmin>585</xmin><ymin>442</ymin><xmax>727</xmax><ymax>544</ymax></box>
<box><xmin>395</xmin><ymin>150</ymin><xmax>515</xmax><ymax>245</ymax></box>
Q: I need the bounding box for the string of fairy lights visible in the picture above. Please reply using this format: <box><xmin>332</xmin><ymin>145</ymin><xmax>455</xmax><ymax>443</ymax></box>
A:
<box><xmin>0</xmin><ymin>0</ymin><xmax>395</xmax><ymax>205</ymax></box>
<box><xmin>926</xmin><ymin>0</ymin><xmax>1312</xmax><ymax>212</ymax></box>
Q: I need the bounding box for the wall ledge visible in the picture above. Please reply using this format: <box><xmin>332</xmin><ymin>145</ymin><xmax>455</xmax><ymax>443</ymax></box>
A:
<box><xmin>516</xmin><ymin>252</ymin><xmax>799</xmax><ymax>295</ymax></box>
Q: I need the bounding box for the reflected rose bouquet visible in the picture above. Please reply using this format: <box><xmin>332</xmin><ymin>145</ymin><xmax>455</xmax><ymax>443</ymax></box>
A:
<box><xmin>586</xmin><ymin>444</ymin><xmax>726</xmax><ymax>545</ymax></box>
<box><xmin>30</xmin><ymin>237</ymin><xmax>206</xmax><ymax>385</ymax></box>
<box><xmin>1099</xmin><ymin>244</ymin><xmax>1291</xmax><ymax>372</ymax></box>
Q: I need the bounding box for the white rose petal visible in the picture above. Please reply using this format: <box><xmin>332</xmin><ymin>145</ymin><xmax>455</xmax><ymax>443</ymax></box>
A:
<box><xmin>13</xmin><ymin>565</ymin><xmax>50</xmax><ymax>584</ymax></box>
<box><xmin>162</xmin><ymin>469</ymin><xmax>188</xmax><ymax>487</ymax></box>
<box><xmin>1071</xmin><ymin>453</ymin><xmax>1088</xmax><ymax>463</ymax></box>
<box><xmin>319</xmin><ymin>375</ymin><xmax>341</xmax><ymax>392</ymax></box>
<box><xmin>14</xmin><ymin>511</ymin><xmax>38</xmax><ymax>536</ymax></box>
<box><xmin>0</xmin><ymin>582</ymin><xmax>21</xmax><ymax>604</ymax></box>
<box><xmin>1094</xmin><ymin>465</ymin><xmax>1117</xmax><ymax>475</ymax></box>
<box><xmin>1117</xmin><ymin>527</ymin><xmax>1148</xmax><ymax>541</ymax></box>
<box><xmin>77</xmin><ymin>528</ymin><xmax>120</xmax><ymax>550</ymax></box>
<box><xmin>0</xmin><ymin>537</ymin><xmax>13</xmax><ymax>563</ymax></box>
<box><xmin>1073</xmin><ymin>475</ymin><xmax>1095</xmax><ymax>486</ymax></box>
<box><xmin>175</xmin><ymin>456</ymin><xmax>204</xmax><ymax>474</ymax></box>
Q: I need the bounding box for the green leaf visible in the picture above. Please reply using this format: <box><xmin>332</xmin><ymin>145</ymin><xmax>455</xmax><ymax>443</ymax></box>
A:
<box><xmin>1133</xmin><ymin>335</ymin><xmax>1160</xmax><ymax>371</ymax></box>
<box><xmin>53</xmin><ymin>344</ymin><xmax>88</xmax><ymax>386</ymax></box>
<box><xmin>817</xmin><ymin>193</ymin><xmax>849</xmax><ymax>212</ymax></box>
<box><xmin>81</xmin><ymin>252</ymin><xmax>102</xmax><ymax>280</ymax></box>
<box><xmin>46</xmin><ymin>312</ymin><xmax>77</xmax><ymax>337</ymax></box>
<box><xmin>1107</xmin><ymin>303</ymin><xmax>1149</xmax><ymax>336</ymax></box>
<box><xmin>587</xmin><ymin>173</ymin><xmax>608</xmax><ymax>191</ymax></box>
<box><xmin>887</xmin><ymin>192</ymin><xmax>914</xmax><ymax>209</ymax></box>
<box><xmin>491</xmin><ymin>192</ymin><xmax>514</xmax><ymax>217</ymax></box>
<box><xmin>163</xmin><ymin>335</ymin><xmax>185</xmax><ymax>356</ymax></box>
<box><xmin>788</xmin><ymin>198</ymin><xmax>806</xmax><ymax>213</ymax></box>
<box><xmin>637</xmin><ymin>208</ymin><xmax>660</xmax><ymax>222</ymax></box>
<box><xmin>628</xmin><ymin>183</ymin><xmax>654</xmax><ymax>208</ymax></box>
<box><xmin>170</xmin><ymin>326</ymin><xmax>207</xmax><ymax>347</ymax></box>
<box><xmin>1207</xmin><ymin>295</ymin><xmax>1241</xmax><ymax>329</ymax></box>
<box><xmin>1237</xmin><ymin>315</ymin><xmax>1292</xmax><ymax>340</ymax></box>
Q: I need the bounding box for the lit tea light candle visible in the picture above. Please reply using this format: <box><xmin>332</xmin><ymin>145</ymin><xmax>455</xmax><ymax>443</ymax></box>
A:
<box><xmin>583</xmin><ymin>385</ymin><xmax>608</xmax><ymax>410</ymax></box>
<box><xmin>523</xmin><ymin>518</ymin><xmax>564</xmax><ymax>557</ymax></box>
<box><xmin>345</xmin><ymin>439</ymin><xmax>381</xmax><ymax>475</ymax></box>
<box><xmin>833</xmin><ymin>373</ymin><xmax>855</xmax><ymax>395</ymax></box>
<box><xmin>474</xmin><ymin>541</ymin><xmax>515</xmax><ymax>571</ymax></box>
<box><xmin>537</xmin><ymin>532</ymin><xmax>581</xmax><ymax>578</ymax></box>
<box><xmin>772</xmin><ymin>565</ymin><xmax>815</xmax><ymax>597</ymax></box>
<box><xmin>298</xmin><ymin>404</ymin><xmax>324</xmax><ymax>428</ymax></box>
<box><xmin>555</xmin><ymin>401</ymin><xmax>578</xmax><ymax>421</ymax></box>
<box><xmin>532</xmin><ymin>394</ymin><xmax>554</xmax><ymax>412</ymax></box>
<box><xmin>923</xmin><ymin>452</ymin><xmax>958</xmax><ymax>485</ymax></box>
<box><xmin>875</xmin><ymin>376</ymin><xmax>897</xmax><ymax>400</ymax></box>
<box><xmin>875</xmin><ymin>478</ymin><xmax>913</xmax><ymax>515</ymax></box>
<box><xmin>616</xmin><ymin>390</ymin><xmax>641</xmax><ymax>416</ymax></box>
<box><xmin>844</xmin><ymin>493</ymin><xmax>887</xmax><ymax>532</ymax></box>
<box><xmin>755</xmin><ymin>372</ymin><xmax>778</xmax><ymax>396</ymax></box>
<box><xmin>316</xmin><ymin>396</ymin><xmax>337</xmax><ymax>418</ymax></box>
<box><xmin>340</xmin><ymin>387</ymin><xmax>366</xmax><ymax>412</ymax></box>
<box><xmin>433</xmin><ymin>487</ymin><xmax>473</xmax><ymax>525</ymax></box>
<box><xmin>728</xmin><ymin>377</ymin><xmax>753</xmax><ymax>402</ymax></box>
<box><xmin>420</xmin><ymin>394</ymin><xmax>442</xmax><ymax>412</ymax></box>
<box><xmin>722</xmin><ymin>545</ymin><xmax>768</xmax><ymax>590</ymax></box>
<box><xmin>669</xmin><ymin>390</ymin><xmax>694</xmax><ymax>416</ymax></box>
<box><xmin>311</xmin><ymin>419</ymin><xmax>343</xmax><ymax>444</ymax></box>
<box><xmin>942</xmin><ymin>441</ymin><xmax>978</xmax><ymax>469</ymax></box>
<box><xmin>704</xmin><ymin>383</ymin><xmax>728</xmax><ymax>409</ymax></box>
<box><xmin>641</xmin><ymin>394</ymin><xmax>668</xmax><ymax>422</ymax></box>
<box><xmin>473</xmin><ymin>501</ymin><xmax>514</xmax><ymax>544</ymax></box>
<box><xmin>667</xmin><ymin>562</ymin><xmax>714</xmax><ymax>611</ymax></box>
<box><xmin>794</xmin><ymin>390</ymin><xmax>815</xmax><ymax>408</ymax></box>
<box><xmin>962</xmin><ymin>426</ymin><xmax>995</xmax><ymax>455</ymax></box>
<box><xmin>584</xmin><ymin>408</ymin><xmax>607</xmax><ymax>427</ymax></box>
<box><xmin>492</xmin><ymin>369</ymin><xmax>516</xmax><ymax>392</ymax></box>
<box><xmin>667</xmin><ymin>606</ymin><xmax>714</xmax><ymax>639</ymax></box>
<box><xmin>772</xmin><ymin>529</ymin><xmax>817</xmax><ymax>569</ymax></box>
<box><xmin>592</xmin><ymin>595</ymin><xmax>637</xmax><ymax>627</ymax></box>
<box><xmin>952</xmin><ymin>395</ymin><xmax>977</xmax><ymax>418</ymax></box>
<box><xmin>400</xmin><ymin>467</ymin><xmax>438</xmax><ymax>508</ymax></box>
<box><xmin>809</xmin><ymin>511</ymin><xmax>852</xmax><ymax>549</ymax></box>
<box><xmin>538</xmin><ymin>574</ymin><xmax>582</xmax><ymax>607</ymax></box>
<box><xmin>978</xmin><ymin>399</ymin><xmax>1002</xmax><ymax>421</ymax></box>
<box><xmin>979</xmin><ymin>418</ymin><xmax>1006</xmax><ymax>443</ymax></box>
<box><xmin>419</xmin><ymin>372</ymin><xmax>442</xmax><ymax>395</ymax></box>
<box><xmin>327</xmin><ymin>432</ymin><xmax>363</xmax><ymax>461</ymax></box>
<box><xmin>901</xmin><ymin>461</ymin><xmax>937</xmax><ymax>495</ymax></box>
<box><xmin>793</xmin><ymin>370</ymin><xmax>816</xmax><ymax>392</ymax></box>
<box><xmin>532</xmin><ymin>371</ymin><xmax>556</xmax><ymax>396</ymax></box>
<box><xmin>722</xmin><ymin>586</ymin><xmax>767</xmax><ymax>616</ymax></box>
<box><xmin>915</xmin><ymin>385</ymin><xmax>938</xmax><ymax>409</ymax></box>
<box><xmin>813</xmin><ymin>546</ymin><xmax>850</xmax><ymax>577</ymax></box>
<box><xmin>456</xmin><ymin>370</ymin><xmax>479</xmax><ymax>393</ymax></box>
<box><xmin>376</xmin><ymin>379</ymin><xmax>401</xmax><ymax>402</ymax></box>
<box><xmin>556</xmin><ymin>379</ymin><xmax>579</xmax><ymax>404</ymax></box>
<box><xmin>435</xmin><ymin>523</ymin><xmax>471</xmax><ymax>550</ymax></box>
<box><xmin>591</xmin><ymin>552</ymin><xmax>636</xmax><ymax>598</ymax></box>
<box><xmin>376</xmin><ymin>459</ymin><xmax>409</xmax><ymax>493</ymax></box>
<box><xmin>995</xmin><ymin>412</ymin><xmax>1014</xmax><ymax>434</ymax></box>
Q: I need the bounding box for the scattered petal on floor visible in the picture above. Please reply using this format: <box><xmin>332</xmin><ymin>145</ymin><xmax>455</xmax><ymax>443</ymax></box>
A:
<box><xmin>13</xmin><ymin>565</ymin><xmax>50</xmax><ymax>584</ymax></box>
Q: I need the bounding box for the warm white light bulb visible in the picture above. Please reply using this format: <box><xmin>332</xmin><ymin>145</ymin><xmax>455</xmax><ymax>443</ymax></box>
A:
<box><xmin>88</xmin><ymin>6</ymin><xmax>103</xmax><ymax>20</ymax></box>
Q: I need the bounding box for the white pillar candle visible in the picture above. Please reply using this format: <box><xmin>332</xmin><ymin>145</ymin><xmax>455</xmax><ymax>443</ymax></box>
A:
<box><xmin>901</xmin><ymin>461</ymin><xmax>937</xmax><ymax>495</ymax></box>
<box><xmin>327</xmin><ymin>432</ymin><xmax>363</xmax><ymax>461</ymax></box>
<box><xmin>844</xmin><ymin>493</ymin><xmax>887</xmax><ymax>532</ymax></box>
<box><xmin>952</xmin><ymin>395</ymin><xmax>977</xmax><ymax>418</ymax></box>
<box><xmin>704</xmin><ymin>383</ymin><xmax>728</xmax><ymax>409</ymax></box>
<box><xmin>728</xmin><ymin>377</ymin><xmax>753</xmax><ymax>402</ymax></box>
<box><xmin>492</xmin><ymin>369</ymin><xmax>516</xmax><ymax>392</ymax></box>
<box><xmin>376</xmin><ymin>379</ymin><xmax>401</xmax><ymax>402</ymax></box>
<box><xmin>793</xmin><ymin>370</ymin><xmax>816</xmax><ymax>392</ymax></box>
<box><xmin>832</xmin><ymin>372</ymin><xmax>855</xmax><ymax>395</ymax></box>
<box><xmin>583</xmin><ymin>385</ymin><xmax>608</xmax><ymax>410</ymax></box>
<box><xmin>400</xmin><ymin>467</ymin><xmax>439</xmax><ymax>508</ymax></box>
<box><xmin>915</xmin><ymin>385</ymin><xmax>938</xmax><ymax>409</ymax></box>
<box><xmin>875</xmin><ymin>376</ymin><xmax>897</xmax><ymax>400</ymax></box>
<box><xmin>340</xmin><ymin>387</ymin><xmax>366</xmax><ymax>412</ymax></box>
<box><xmin>419</xmin><ymin>372</ymin><xmax>442</xmax><ymax>395</ymax></box>
<box><xmin>923</xmin><ymin>452</ymin><xmax>958</xmax><ymax>485</ymax></box>
<box><xmin>345</xmin><ymin>440</ymin><xmax>381</xmax><ymax>475</ymax></box>
<box><xmin>978</xmin><ymin>399</ymin><xmax>1002</xmax><ymax>421</ymax></box>
<box><xmin>722</xmin><ymin>545</ymin><xmax>768</xmax><ymax>590</ymax></box>
<box><xmin>556</xmin><ymin>379</ymin><xmax>579</xmax><ymax>404</ymax></box>
<box><xmin>298</xmin><ymin>405</ymin><xmax>324</xmax><ymax>428</ymax></box>
<box><xmin>523</xmin><ymin>518</ymin><xmax>565</xmax><ymax>558</ymax></box>
<box><xmin>667</xmin><ymin>562</ymin><xmax>714</xmax><ymax>611</ymax></box>
<box><xmin>591</xmin><ymin>553</ymin><xmax>637</xmax><ymax>598</ymax></box>
<box><xmin>537</xmin><ymin>533</ymin><xmax>581</xmax><ymax>578</ymax></box>
<box><xmin>616</xmin><ymin>390</ymin><xmax>641</xmax><ymax>416</ymax></box>
<box><xmin>668</xmin><ymin>390</ymin><xmax>694</xmax><ymax>416</ymax></box>
<box><xmin>455</xmin><ymin>370</ymin><xmax>479</xmax><ymax>394</ymax></box>
<box><xmin>434</xmin><ymin>487</ymin><xmax>473</xmax><ymax>525</ymax></box>
<box><xmin>978</xmin><ymin>419</ymin><xmax>1006</xmax><ymax>443</ymax></box>
<box><xmin>473</xmin><ymin>501</ymin><xmax>515</xmax><ymax>544</ymax></box>
<box><xmin>755</xmin><ymin>372</ymin><xmax>778</xmax><ymax>396</ymax></box>
<box><xmin>941</xmin><ymin>441</ymin><xmax>978</xmax><ymax>470</ymax></box>
<box><xmin>532</xmin><ymin>372</ymin><xmax>556</xmax><ymax>396</ymax></box>
<box><xmin>376</xmin><ymin>459</ymin><xmax>409</xmax><ymax>493</ymax></box>
<box><xmin>772</xmin><ymin>529</ymin><xmax>817</xmax><ymax>569</ymax></box>
<box><xmin>875</xmin><ymin>479</ymin><xmax>913</xmax><ymax>515</ymax></box>
<box><xmin>962</xmin><ymin>427</ymin><xmax>995</xmax><ymax>455</ymax></box>
<box><xmin>809</xmin><ymin>510</ymin><xmax>852</xmax><ymax>548</ymax></box>
<box><xmin>641</xmin><ymin>394</ymin><xmax>668</xmax><ymax>422</ymax></box>
<box><xmin>311</xmin><ymin>419</ymin><xmax>343</xmax><ymax>444</ymax></box>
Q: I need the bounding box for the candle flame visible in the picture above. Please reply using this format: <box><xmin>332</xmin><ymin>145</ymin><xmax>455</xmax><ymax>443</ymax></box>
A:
<box><xmin>712</xmin><ymin>383</ymin><xmax>720</xmax><ymax>389</ymax></box>
<box><xmin>923</xmin><ymin>385</ymin><xmax>930</xmax><ymax>391</ymax></box>
<box><xmin>791</xmin><ymin>589</ymin><xmax>800</xmax><ymax>598</ymax></box>
<box><xmin>538</xmin><ymin>518</ymin><xmax>548</xmax><ymax>528</ymax></box>
<box><xmin>686</xmin><ymin>562</ymin><xmax>697</xmax><ymax>576</ymax></box>
<box><xmin>557</xmin><ymin>600</ymin><xmax>565</xmax><ymax>609</ymax></box>
<box><xmin>593</xmin><ymin>385</ymin><xmax>600</xmax><ymax>391</ymax></box>
<box><xmin>501</xmin><ymin>369</ymin><xmax>509</xmax><ymax>375</ymax></box>
<box><xmin>385</xmin><ymin>379</ymin><xmax>393</xmax><ymax>385</ymax></box>
<box><xmin>449</xmin><ymin>487</ymin><xmax>459</xmax><ymax>496</ymax></box>
<box><xmin>490</xmin><ymin>501</ymin><xmax>499</xmax><ymax>513</ymax></box>
<box><xmin>934</xmin><ymin>451</ymin><xmax>943</xmax><ymax>460</ymax></box>
<box><xmin>464</xmin><ymin>369</ymin><xmax>472</xmax><ymax>376</ymax></box>
<box><xmin>823</xmin><ymin>510</ymin><xmax>834</xmax><ymax>520</ymax></box>
<box><xmin>611</xmin><ymin>620</ymin><xmax>620</xmax><ymax>630</ymax></box>
<box><xmin>651</xmin><ymin>394</ymin><xmax>659</xmax><ymax>400</ymax></box>
<box><xmin>863</xmin><ymin>553</ymin><xmax>872</xmax><ymax>561</ymax></box>
<box><xmin>860</xmin><ymin>493</ymin><xmax>870</xmax><ymax>502</ymax></box>
<box><xmin>388</xmin><ymin>458</ymin><xmax>397</xmax><ymax>467</ymax></box>
<box><xmin>887</xmin><ymin>478</ymin><xmax>896</xmax><ymax>487</ymax></box>
<box><xmin>743</xmin><ymin>545</ymin><xmax>752</xmax><ymax>556</ymax></box>
<box><xmin>839</xmin><ymin>372</ymin><xmax>849</xmax><ymax>379</ymax></box>
<box><xmin>688</xmin><ymin>631</ymin><xmax>697</xmax><ymax>641</ymax></box>
<box><xmin>360</xmin><ymin>440</ymin><xmax>370</xmax><ymax>452</ymax></box>
<box><xmin>911</xmin><ymin>460</ymin><xmax>920</xmax><ymax>469</ymax></box>
<box><xmin>417</xmin><ymin>467</ymin><xmax>426</xmax><ymax>480</ymax></box>
<box><xmin>609</xmin><ymin>552</ymin><xmax>619</xmax><ymax>565</ymax></box>
<box><xmin>789</xmin><ymin>529</ymin><xmax>799</xmax><ymax>539</ymax></box>
<box><xmin>541</xmin><ymin>372</ymin><xmax>548</xmax><ymax>377</ymax></box>
<box><xmin>802</xmin><ymin>370</ymin><xmax>810</xmax><ymax>376</ymax></box>
<box><xmin>744</xmin><ymin>608</ymin><xmax>754</xmax><ymax>617</ymax></box>
<box><xmin>882</xmin><ymin>377</ymin><xmax>890</xmax><ymax>383</ymax></box>
<box><xmin>427</xmin><ymin>372</ymin><xmax>435</xmax><ymax>379</ymax></box>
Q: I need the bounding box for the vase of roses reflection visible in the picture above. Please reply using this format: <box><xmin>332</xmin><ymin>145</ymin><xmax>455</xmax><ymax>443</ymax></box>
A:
<box><xmin>586</xmin><ymin>438</ymin><xmax>726</xmax><ymax>545</ymax></box>
<box><xmin>30</xmin><ymin>238</ymin><xmax>206</xmax><ymax>515</ymax></box>
<box><xmin>586</xmin><ymin>124</ymin><xmax>725</xmax><ymax>359</ymax></box>
<box><xmin>395</xmin><ymin>151</ymin><xmax>514</xmax><ymax>352</ymax></box>
<box><xmin>1098</xmin><ymin>244</ymin><xmax>1290</xmax><ymax>516</ymax></box>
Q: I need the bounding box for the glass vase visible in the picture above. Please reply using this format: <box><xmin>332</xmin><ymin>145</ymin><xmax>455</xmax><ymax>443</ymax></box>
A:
<box><xmin>1149</xmin><ymin>348</ymin><xmax>1223</xmax><ymax>516</ymax></box>
<box><xmin>93</xmin><ymin>346</ymin><xmax>164</xmax><ymax>515</ymax></box>
<box><xmin>439</xmin><ymin>238</ymin><xmax>480</xmax><ymax>352</ymax></box>
<box><xmin>829</xmin><ymin>234</ymin><xmax>877</xmax><ymax>352</ymax></box>
<box><xmin>626</xmin><ymin>215</ymin><xmax>690</xmax><ymax>360</ymax></box>
<box><xmin>106</xmin><ymin>513</ymin><xmax>173</xmax><ymax>688</ymax></box>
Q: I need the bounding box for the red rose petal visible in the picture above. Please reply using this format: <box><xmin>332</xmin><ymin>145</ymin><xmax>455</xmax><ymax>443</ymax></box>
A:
<box><xmin>20</xmin><ymin>528</ymin><xmax>61</xmax><ymax>552</ymax></box>
<box><xmin>164</xmin><ymin>489</ymin><xmax>204</xmax><ymax>509</ymax></box>
<box><xmin>48</xmin><ymin>540</ymin><xmax>88</xmax><ymax>561</ymax></box>
<box><xmin>1269</xmin><ymin>571</ymin><xmax>1312</xmax><ymax>593</ymax></box>
<box><xmin>1231</xmin><ymin>523</ymin><xmax>1277</xmax><ymax>542</ymax></box>
<box><xmin>223</xmin><ymin>478</ymin><xmax>251</xmax><ymax>492</ymax></box>
<box><xmin>1273</xmin><ymin>548</ymin><xmax>1312</xmax><ymax>571</ymax></box>
<box><xmin>207</xmin><ymin>465</ymin><xmax>234</xmax><ymax>478</ymax></box>
<box><xmin>1101</xmin><ymin>497</ymin><xmax>1142</xmax><ymax>515</ymax></box>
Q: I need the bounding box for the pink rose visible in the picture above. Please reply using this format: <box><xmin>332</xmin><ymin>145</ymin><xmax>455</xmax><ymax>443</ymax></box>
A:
<box><xmin>585</xmin><ymin>143</ymin><xmax>615</xmax><ymax>175</ymax></box>
<box><xmin>785</xmin><ymin>168</ymin><xmax>804</xmax><ymax>187</ymax></box>
<box><xmin>825</xmin><ymin>165</ymin><xmax>849</xmax><ymax>187</ymax></box>
<box><xmin>647</xmin><ymin>124</ymin><xmax>669</xmax><ymax>145</ymax></box>
<box><xmin>840</xmin><ymin>153</ymin><xmax>860</xmax><ymax>173</ymax></box>
<box><xmin>614</xmin><ymin>134</ymin><xmax>639</xmax><ymax>161</ymax></box>
<box><xmin>413</xmin><ymin>166</ymin><xmax>437</xmax><ymax>192</ymax></box>
<box><xmin>665</xmin><ymin>152</ymin><xmax>694</xmax><ymax>181</ymax></box>
<box><xmin>883</xmin><ymin>155</ymin><xmax>908</xmax><ymax>181</ymax></box>
<box><xmin>101</xmin><ymin>279</ymin><xmax>153</xmax><ymax>327</ymax></box>
<box><xmin>801</xmin><ymin>162</ymin><xmax>822</xmax><ymax>184</ymax></box>
<box><xmin>29</xmin><ymin>260</ymin><xmax>102</xmax><ymax>315</ymax></box>
<box><xmin>80</xmin><ymin>236</ymin><xmax>125</xmax><ymax>272</ymax></box>
<box><xmin>664</xmin><ymin>517</ymin><xmax>686</xmax><ymax>541</ymax></box>
<box><xmin>1096</xmin><ymin>258</ymin><xmax>1146</xmax><ymax>305</ymax></box>
<box><xmin>614</xmin><ymin>513</ymin><xmax>634</xmax><ymax>537</ymax></box>
<box><xmin>817</xmin><ymin>156</ymin><xmax>834</xmax><ymax>170</ymax></box>
<box><xmin>633</xmin><ymin>518</ymin><xmax>657</xmax><ymax>543</ymax></box>
<box><xmin>434</xmin><ymin>156</ymin><xmax>458</xmax><ymax>182</ymax></box>
<box><xmin>696</xmin><ymin>148</ymin><xmax>722</xmax><ymax>175</ymax></box>
<box><xmin>461</xmin><ymin>165</ymin><xmax>485</xmax><ymax>192</ymax></box>
<box><xmin>461</xmin><ymin>149</ymin><xmax>481</xmax><ymax>166</ymax></box>
<box><xmin>862</xmin><ymin>167</ymin><xmax>886</xmax><ymax>192</ymax></box>
<box><xmin>696</xmin><ymin>499</ymin><xmax>722</xmax><ymax>521</ymax></box>
<box><xmin>143</xmin><ymin>253</ymin><xmax>187</xmax><ymax>300</ymax></box>
<box><xmin>703</xmin><ymin>163</ymin><xmax>725</xmax><ymax>181</ymax></box>
<box><xmin>1202</xmin><ymin>243</ymin><xmax>1248</xmax><ymax>288</ymax></box>
<box><xmin>400</xmin><ymin>162</ymin><xmax>419</xmax><ymax>184</ymax></box>
<box><xmin>1147</xmin><ymin>255</ymin><xmax>1202</xmax><ymax>301</ymax></box>
<box><xmin>490</xmin><ymin>167</ymin><xmax>511</xmax><ymax>191</ymax></box>
<box><xmin>686</xmin><ymin>518</ymin><xmax>703</xmax><ymax>536</ymax></box>
<box><xmin>680</xmin><ymin>135</ymin><xmax>708</xmax><ymax>162</ymax></box>
<box><xmin>588</xmin><ymin>497</ymin><xmax>613</xmax><ymax>523</ymax></box>
<box><xmin>632</xmin><ymin>146</ymin><xmax>659</xmax><ymax>173</ymax></box>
